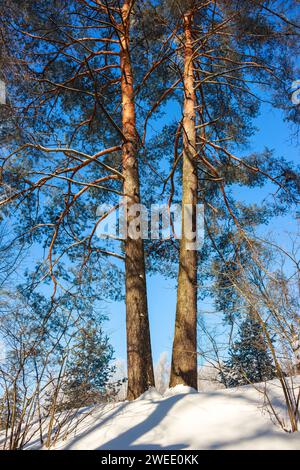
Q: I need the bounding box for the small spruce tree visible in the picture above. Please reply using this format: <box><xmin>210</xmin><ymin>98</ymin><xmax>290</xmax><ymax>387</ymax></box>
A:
<box><xmin>221</xmin><ymin>313</ymin><xmax>277</xmax><ymax>388</ymax></box>
<box><xmin>60</xmin><ymin>322</ymin><xmax>115</xmax><ymax>410</ymax></box>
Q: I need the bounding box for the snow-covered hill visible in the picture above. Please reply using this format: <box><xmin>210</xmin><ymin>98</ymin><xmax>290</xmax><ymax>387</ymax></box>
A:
<box><xmin>31</xmin><ymin>381</ymin><xmax>300</xmax><ymax>450</ymax></box>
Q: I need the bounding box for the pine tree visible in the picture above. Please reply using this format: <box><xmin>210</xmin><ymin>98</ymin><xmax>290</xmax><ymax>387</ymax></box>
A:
<box><xmin>0</xmin><ymin>0</ymin><xmax>156</xmax><ymax>400</ymax></box>
<box><xmin>142</xmin><ymin>0</ymin><xmax>299</xmax><ymax>389</ymax></box>
<box><xmin>60</xmin><ymin>322</ymin><xmax>115</xmax><ymax>410</ymax></box>
<box><xmin>221</xmin><ymin>313</ymin><xmax>277</xmax><ymax>387</ymax></box>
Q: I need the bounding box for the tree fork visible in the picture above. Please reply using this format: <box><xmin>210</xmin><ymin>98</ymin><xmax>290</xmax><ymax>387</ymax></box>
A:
<box><xmin>120</xmin><ymin>0</ymin><xmax>154</xmax><ymax>400</ymax></box>
<box><xmin>170</xmin><ymin>10</ymin><xmax>198</xmax><ymax>390</ymax></box>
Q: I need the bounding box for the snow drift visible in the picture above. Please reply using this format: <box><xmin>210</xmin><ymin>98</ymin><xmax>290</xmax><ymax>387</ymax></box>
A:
<box><xmin>20</xmin><ymin>379</ymin><xmax>300</xmax><ymax>450</ymax></box>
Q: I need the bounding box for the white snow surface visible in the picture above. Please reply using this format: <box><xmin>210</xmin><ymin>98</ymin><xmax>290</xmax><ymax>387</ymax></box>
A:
<box><xmin>26</xmin><ymin>380</ymin><xmax>300</xmax><ymax>450</ymax></box>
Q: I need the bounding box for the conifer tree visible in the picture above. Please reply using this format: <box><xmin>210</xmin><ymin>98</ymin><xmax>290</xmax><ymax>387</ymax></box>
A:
<box><xmin>60</xmin><ymin>322</ymin><xmax>115</xmax><ymax>410</ymax></box>
<box><xmin>220</xmin><ymin>312</ymin><xmax>277</xmax><ymax>387</ymax></box>
<box><xmin>0</xmin><ymin>0</ymin><xmax>156</xmax><ymax>399</ymax></box>
<box><xmin>141</xmin><ymin>0</ymin><xmax>299</xmax><ymax>388</ymax></box>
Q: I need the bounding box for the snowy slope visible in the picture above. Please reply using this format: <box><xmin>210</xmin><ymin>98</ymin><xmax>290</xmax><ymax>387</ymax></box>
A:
<box><xmin>34</xmin><ymin>381</ymin><xmax>300</xmax><ymax>450</ymax></box>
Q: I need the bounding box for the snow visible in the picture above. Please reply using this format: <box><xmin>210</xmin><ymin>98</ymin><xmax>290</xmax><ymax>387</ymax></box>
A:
<box><xmin>136</xmin><ymin>387</ymin><xmax>162</xmax><ymax>401</ymax></box>
<box><xmin>24</xmin><ymin>379</ymin><xmax>299</xmax><ymax>450</ymax></box>
<box><xmin>163</xmin><ymin>385</ymin><xmax>198</xmax><ymax>397</ymax></box>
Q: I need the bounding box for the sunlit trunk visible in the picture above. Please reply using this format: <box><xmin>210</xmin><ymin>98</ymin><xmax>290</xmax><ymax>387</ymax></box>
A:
<box><xmin>170</xmin><ymin>11</ymin><xmax>198</xmax><ymax>389</ymax></box>
<box><xmin>120</xmin><ymin>0</ymin><xmax>154</xmax><ymax>400</ymax></box>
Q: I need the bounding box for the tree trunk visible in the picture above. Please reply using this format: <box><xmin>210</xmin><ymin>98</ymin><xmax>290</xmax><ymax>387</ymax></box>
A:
<box><xmin>120</xmin><ymin>0</ymin><xmax>154</xmax><ymax>400</ymax></box>
<box><xmin>170</xmin><ymin>11</ymin><xmax>198</xmax><ymax>389</ymax></box>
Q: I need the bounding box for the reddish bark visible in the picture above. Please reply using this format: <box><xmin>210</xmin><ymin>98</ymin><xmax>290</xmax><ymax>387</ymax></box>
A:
<box><xmin>170</xmin><ymin>11</ymin><xmax>198</xmax><ymax>389</ymax></box>
<box><xmin>120</xmin><ymin>0</ymin><xmax>154</xmax><ymax>400</ymax></box>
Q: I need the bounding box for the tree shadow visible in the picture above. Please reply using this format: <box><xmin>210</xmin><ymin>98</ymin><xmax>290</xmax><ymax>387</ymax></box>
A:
<box><xmin>96</xmin><ymin>394</ymin><xmax>188</xmax><ymax>450</ymax></box>
<box><xmin>207</xmin><ymin>425</ymin><xmax>300</xmax><ymax>450</ymax></box>
<box><xmin>62</xmin><ymin>401</ymin><xmax>130</xmax><ymax>450</ymax></box>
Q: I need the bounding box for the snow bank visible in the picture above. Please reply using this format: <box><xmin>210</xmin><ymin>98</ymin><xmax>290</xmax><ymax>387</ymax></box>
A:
<box><xmin>136</xmin><ymin>387</ymin><xmax>162</xmax><ymax>401</ymax></box>
<box><xmin>163</xmin><ymin>385</ymin><xmax>198</xmax><ymax>397</ymax></box>
<box><xmin>23</xmin><ymin>379</ymin><xmax>299</xmax><ymax>450</ymax></box>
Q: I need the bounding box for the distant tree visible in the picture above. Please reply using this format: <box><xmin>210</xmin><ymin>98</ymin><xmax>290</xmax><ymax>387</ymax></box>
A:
<box><xmin>221</xmin><ymin>312</ymin><xmax>277</xmax><ymax>387</ymax></box>
<box><xmin>198</xmin><ymin>363</ymin><xmax>225</xmax><ymax>392</ymax></box>
<box><xmin>154</xmin><ymin>352</ymin><xmax>170</xmax><ymax>394</ymax></box>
